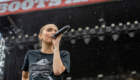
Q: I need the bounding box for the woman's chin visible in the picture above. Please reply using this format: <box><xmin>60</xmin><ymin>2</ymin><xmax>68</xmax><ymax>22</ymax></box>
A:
<box><xmin>45</xmin><ymin>41</ymin><xmax>53</xmax><ymax>45</ymax></box>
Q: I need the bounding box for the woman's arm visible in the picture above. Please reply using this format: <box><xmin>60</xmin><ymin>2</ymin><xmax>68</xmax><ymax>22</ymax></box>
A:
<box><xmin>53</xmin><ymin>46</ymin><xmax>66</xmax><ymax>75</ymax></box>
<box><xmin>22</xmin><ymin>71</ymin><xmax>29</xmax><ymax>80</ymax></box>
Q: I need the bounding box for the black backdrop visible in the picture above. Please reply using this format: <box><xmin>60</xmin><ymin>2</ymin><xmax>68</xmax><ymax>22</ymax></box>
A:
<box><xmin>2</xmin><ymin>0</ymin><xmax>140</xmax><ymax>80</ymax></box>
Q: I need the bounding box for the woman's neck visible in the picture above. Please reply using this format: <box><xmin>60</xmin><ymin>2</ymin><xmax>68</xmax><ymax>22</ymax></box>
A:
<box><xmin>41</xmin><ymin>43</ymin><xmax>54</xmax><ymax>54</ymax></box>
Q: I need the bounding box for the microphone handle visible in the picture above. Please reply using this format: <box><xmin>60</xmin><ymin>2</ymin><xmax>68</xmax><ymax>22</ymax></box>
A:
<box><xmin>52</xmin><ymin>25</ymin><xmax>70</xmax><ymax>39</ymax></box>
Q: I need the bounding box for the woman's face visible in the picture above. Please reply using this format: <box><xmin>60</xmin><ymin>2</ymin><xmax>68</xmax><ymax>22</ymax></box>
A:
<box><xmin>41</xmin><ymin>24</ymin><xmax>58</xmax><ymax>44</ymax></box>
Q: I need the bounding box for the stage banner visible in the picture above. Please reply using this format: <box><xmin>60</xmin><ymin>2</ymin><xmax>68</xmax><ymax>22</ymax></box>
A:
<box><xmin>0</xmin><ymin>0</ymin><xmax>111</xmax><ymax>16</ymax></box>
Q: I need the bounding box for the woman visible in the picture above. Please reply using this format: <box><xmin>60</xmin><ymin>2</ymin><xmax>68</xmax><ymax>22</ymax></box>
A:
<box><xmin>21</xmin><ymin>24</ymin><xmax>70</xmax><ymax>80</ymax></box>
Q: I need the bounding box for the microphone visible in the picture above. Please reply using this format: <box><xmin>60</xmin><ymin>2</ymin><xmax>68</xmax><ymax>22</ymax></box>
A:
<box><xmin>52</xmin><ymin>25</ymin><xmax>70</xmax><ymax>39</ymax></box>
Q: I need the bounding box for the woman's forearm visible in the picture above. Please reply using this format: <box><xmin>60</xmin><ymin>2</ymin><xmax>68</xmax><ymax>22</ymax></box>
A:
<box><xmin>53</xmin><ymin>46</ymin><xmax>64</xmax><ymax>75</ymax></box>
<box><xmin>22</xmin><ymin>71</ymin><xmax>29</xmax><ymax>80</ymax></box>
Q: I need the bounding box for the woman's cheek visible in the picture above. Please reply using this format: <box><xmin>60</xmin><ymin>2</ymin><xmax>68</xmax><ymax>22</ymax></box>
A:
<box><xmin>42</xmin><ymin>33</ymin><xmax>48</xmax><ymax>40</ymax></box>
<box><xmin>44</xmin><ymin>32</ymin><xmax>49</xmax><ymax>37</ymax></box>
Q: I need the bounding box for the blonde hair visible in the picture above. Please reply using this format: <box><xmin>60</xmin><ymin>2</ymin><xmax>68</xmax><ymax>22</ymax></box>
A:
<box><xmin>38</xmin><ymin>24</ymin><xmax>57</xmax><ymax>48</ymax></box>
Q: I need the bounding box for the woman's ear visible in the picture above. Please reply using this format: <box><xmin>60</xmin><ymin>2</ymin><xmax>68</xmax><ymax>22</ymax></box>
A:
<box><xmin>38</xmin><ymin>34</ymin><xmax>42</xmax><ymax>39</ymax></box>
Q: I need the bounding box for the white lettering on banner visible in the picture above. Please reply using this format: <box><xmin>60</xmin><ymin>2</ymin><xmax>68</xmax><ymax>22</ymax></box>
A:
<box><xmin>65</xmin><ymin>0</ymin><xmax>89</xmax><ymax>4</ymax></box>
<box><xmin>81</xmin><ymin>0</ymin><xmax>88</xmax><ymax>2</ymax></box>
<box><xmin>73</xmin><ymin>0</ymin><xmax>81</xmax><ymax>3</ymax></box>
<box><xmin>35</xmin><ymin>0</ymin><xmax>46</xmax><ymax>8</ymax></box>
<box><xmin>48</xmin><ymin>0</ymin><xmax>61</xmax><ymax>7</ymax></box>
<box><xmin>65</xmin><ymin>0</ymin><xmax>71</xmax><ymax>4</ymax></box>
<box><xmin>8</xmin><ymin>1</ymin><xmax>21</xmax><ymax>12</ymax></box>
<box><xmin>0</xmin><ymin>3</ymin><xmax>8</xmax><ymax>13</ymax></box>
<box><xmin>0</xmin><ymin>0</ymin><xmax>106</xmax><ymax>16</ymax></box>
<box><xmin>21</xmin><ymin>0</ymin><xmax>34</xmax><ymax>10</ymax></box>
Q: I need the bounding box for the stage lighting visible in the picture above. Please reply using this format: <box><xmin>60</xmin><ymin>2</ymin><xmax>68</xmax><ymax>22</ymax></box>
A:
<box><xmin>84</xmin><ymin>35</ymin><xmax>91</xmax><ymax>44</ymax></box>
<box><xmin>89</xmin><ymin>28</ymin><xmax>96</xmax><ymax>34</ymax></box>
<box><xmin>128</xmin><ymin>24</ymin><xmax>135</xmax><ymax>37</ymax></box>
<box><xmin>111</xmin><ymin>23</ymin><xmax>115</xmax><ymax>33</ymax></box>
<box><xmin>82</xmin><ymin>29</ymin><xmax>87</xmax><ymax>35</ymax></box>
<box><xmin>5</xmin><ymin>37</ymin><xmax>8</xmax><ymax>40</ymax></box>
<box><xmin>122</xmin><ymin>25</ymin><xmax>128</xmax><ymax>31</ymax></box>
<box><xmin>66</xmin><ymin>77</ymin><xmax>72</xmax><ymax>80</ymax></box>
<box><xmin>25</xmin><ymin>34</ymin><xmax>28</xmax><ymax>38</ymax></box>
<box><xmin>82</xmin><ymin>27</ymin><xmax>91</xmax><ymax>44</ymax></box>
<box><xmin>5</xmin><ymin>37</ymin><xmax>9</xmax><ymax>44</ymax></box>
<box><xmin>9</xmin><ymin>36</ymin><xmax>15</xmax><ymax>44</ymax></box>
<box><xmin>105</xmin><ymin>26</ymin><xmax>112</xmax><ymax>33</ymax></box>
<box><xmin>70</xmin><ymin>29</ymin><xmax>76</xmax><ymax>37</ymax></box>
<box><xmin>86</xmin><ymin>26</ymin><xmax>89</xmax><ymax>30</ymax></box>
<box><xmin>68</xmin><ymin>31</ymin><xmax>72</xmax><ymax>37</ymax></box>
<box><xmin>70</xmin><ymin>39</ymin><xmax>76</xmax><ymax>44</ymax></box>
<box><xmin>128</xmin><ymin>32</ymin><xmax>135</xmax><ymax>38</ymax></box>
<box><xmin>95</xmin><ymin>26</ymin><xmax>99</xmax><ymax>35</ymax></box>
<box><xmin>111</xmin><ymin>23</ymin><xmax>115</xmax><ymax>27</ymax></box>
<box><xmin>95</xmin><ymin>26</ymin><xmax>99</xmax><ymax>29</ymax></box>
<box><xmin>134</xmin><ymin>21</ymin><xmax>138</xmax><ymax>24</ymax></box>
<box><xmin>129</xmin><ymin>24</ymin><xmax>135</xmax><ymax>30</ymax></box>
<box><xmin>98</xmin><ymin>27</ymin><xmax>105</xmax><ymax>41</ymax></box>
<box><xmin>23</xmin><ymin>34</ymin><xmax>29</xmax><ymax>42</ymax></box>
<box><xmin>112</xmin><ymin>34</ymin><xmax>119</xmax><ymax>41</ymax></box>
<box><xmin>74</xmin><ymin>28</ymin><xmax>83</xmax><ymax>39</ymax></box>
<box><xmin>126</xmin><ymin>22</ymin><xmax>131</xmax><ymax>31</ymax></box>
<box><xmin>33</xmin><ymin>33</ymin><xmax>37</xmax><ymax>37</ymax></box>
<box><xmin>11</xmin><ymin>36</ymin><xmax>15</xmax><ymax>39</ymax></box>
<box><xmin>9</xmin><ymin>31</ymin><xmax>12</xmax><ymax>34</ymax></box>
<box><xmin>134</xmin><ymin>21</ymin><xmax>139</xmax><ymax>29</ymax></box>
<box><xmin>16</xmin><ymin>35</ymin><xmax>22</xmax><ymax>43</ymax></box>
<box><xmin>127</xmin><ymin>22</ymin><xmax>131</xmax><ymax>26</ymax></box>
<box><xmin>18</xmin><ymin>35</ymin><xmax>22</xmax><ymax>39</ymax></box>
<box><xmin>71</xmin><ymin>29</ymin><xmax>75</xmax><ymax>32</ymax></box>
<box><xmin>115</xmin><ymin>25</ymin><xmax>121</xmax><ymax>31</ymax></box>
<box><xmin>101</xmin><ymin>25</ymin><xmax>105</xmax><ymax>28</ymax></box>
<box><xmin>98</xmin><ymin>74</ymin><xmax>103</xmax><ymax>78</ymax></box>
<box><xmin>131</xmin><ymin>71</ymin><xmax>136</xmax><ymax>74</ymax></box>
<box><xmin>98</xmin><ymin>35</ymin><xmax>104</xmax><ymax>41</ymax></box>
<box><xmin>78</xmin><ymin>28</ymin><xmax>82</xmax><ymax>31</ymax></box>
<box><xmin>119</xmin><ymin>23</ymin><xmax>123</xmax><ymax>27</ymax></box>
<box><xmin>29</xmin><ymin>34</ymin><xmax>38</xmax><ymax>42</ymax></box>
<box><xmin>33</xmin><ymin>33</ymin><xmax>39</xmax><ymax>40</ymax></box>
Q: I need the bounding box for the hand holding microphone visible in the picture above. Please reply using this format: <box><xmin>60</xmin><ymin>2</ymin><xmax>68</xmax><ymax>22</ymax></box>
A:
<box><xmin>51</xmin><ymin>25</ymin><xmax>70</xmax><ymax>47</ymax></box>
<box><xmin>52</xmin><ymin>25</ymin><xmax>70</xmax><ymax>39</ymax></box>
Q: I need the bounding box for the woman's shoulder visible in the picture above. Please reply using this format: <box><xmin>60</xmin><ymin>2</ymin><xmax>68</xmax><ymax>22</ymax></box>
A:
<box><xmin>60</xmin><ymin>50</ymin><xmax>70</xmax><ymax>55</ymax></box>
<box><xmin>26</xmin><ymin>49</ymin><xmax>40</xmax><ymax>54</ymax></box>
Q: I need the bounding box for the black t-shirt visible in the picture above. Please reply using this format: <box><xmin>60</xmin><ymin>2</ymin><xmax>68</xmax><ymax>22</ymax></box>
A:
<box><xmin>21</xmin><ymin>49</ymin><xmax>70</xmax><ymax>80</ymax></box>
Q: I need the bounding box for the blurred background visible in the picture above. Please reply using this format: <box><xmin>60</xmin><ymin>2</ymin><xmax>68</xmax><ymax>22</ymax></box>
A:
<box><xmin>0</xmin><ymin>0</ymin><xmax>140</xmax><ymax>80</ymax></box>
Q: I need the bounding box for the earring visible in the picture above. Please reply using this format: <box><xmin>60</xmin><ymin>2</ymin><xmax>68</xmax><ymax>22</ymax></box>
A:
<box><xmin>41</xmin><ymin>38</ymin><xmax>43</xmax><ymax>41</ymax></box>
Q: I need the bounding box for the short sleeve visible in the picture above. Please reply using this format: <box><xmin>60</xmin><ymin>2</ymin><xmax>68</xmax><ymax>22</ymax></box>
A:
<box><xmin>21</xmin><ymin>51</ymin><xmax>29</xmax><ymax>71</ymax></box>
<box><xmin>61</xmin><ymin>50</ymin><xmax>70</xmax><ymax>74</ymax></box>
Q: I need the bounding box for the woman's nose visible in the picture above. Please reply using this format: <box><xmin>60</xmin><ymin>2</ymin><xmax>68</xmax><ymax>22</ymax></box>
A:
<box><xmin>53</xmin><ymin>31</ymin><xmax>56</xmax><ymax>34</ymax></box>
<box><xmin>51</xmin><ymin>31</ymin><xmax>56</xmax><ymax>35</ymax></box>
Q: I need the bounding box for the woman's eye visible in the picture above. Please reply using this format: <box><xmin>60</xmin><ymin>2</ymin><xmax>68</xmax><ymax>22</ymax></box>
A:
<box><xmin>47</xmin><ymin>29</ymin><xmax>51</xmax><ymax>31</ymax></box>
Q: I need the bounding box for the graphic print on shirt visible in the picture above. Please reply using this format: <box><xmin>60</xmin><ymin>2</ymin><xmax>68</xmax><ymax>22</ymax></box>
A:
<box><xmin>29</xmin><ymin>58</ymin><xmax>53</xmax><ymax>80</ymax></box>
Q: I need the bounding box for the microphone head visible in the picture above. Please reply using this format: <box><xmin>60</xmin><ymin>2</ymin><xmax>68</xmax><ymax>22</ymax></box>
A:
<box><xmin>66</xmin><ymin>25</ymin><xmax>70</xmax><ymax>28</ymax></box>
<box><xmin>65</xmin><ymin>25</ymin><xmax>70</xmax><ymax>31</ymax></box>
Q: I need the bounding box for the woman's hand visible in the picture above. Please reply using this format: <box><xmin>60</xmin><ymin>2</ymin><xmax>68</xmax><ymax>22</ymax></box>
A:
<box><xmin>50</xmin><ymin>34</ymin><xmax>62</xmax><ymax>47</ymax></box>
